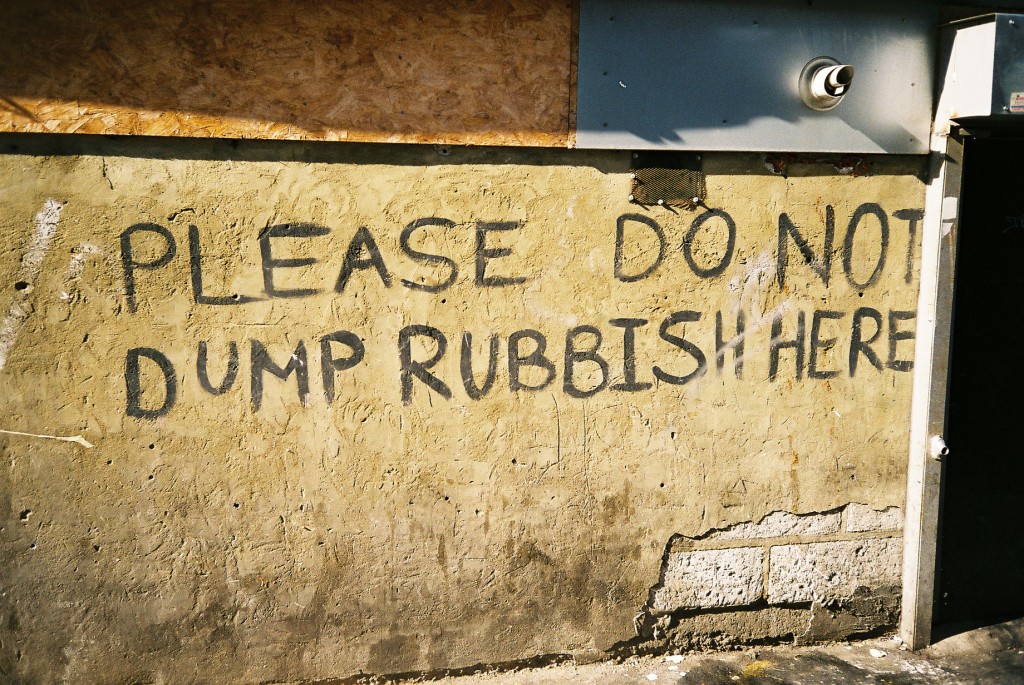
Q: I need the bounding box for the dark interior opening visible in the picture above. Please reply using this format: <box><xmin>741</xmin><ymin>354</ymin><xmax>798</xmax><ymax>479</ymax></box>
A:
<box><xmin>935</xmin><ymin>132</ymin><xmax>1024</xmax><ymax>636</ymax></box>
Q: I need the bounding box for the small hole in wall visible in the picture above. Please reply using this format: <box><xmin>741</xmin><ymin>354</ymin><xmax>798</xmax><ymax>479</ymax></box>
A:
<box><xmin>441</xmin><ymin>299</ymin><xmax>447</xmax><ymax>304</ymax></box>
<box><xmin>18</xmin><ymin>509</ymin><xmax>31</xmax><ymax>521</ymax></box>
<box><xmin>29</xmin><ymin>543</ymin><xmax>36</xmax><ymax>550</ymax></box>
<box><xmin>670</xmin><ymin>431</ymin><xmax>676</xmax><ymax>439</ymax></box>
<box><xmin>93</xmin><ymin>545</ymin><xmax>101</xmax><ymax>552</ymax></box>
<box><xmin>232</xmin><ymin>294</ymin><xmax>240</xmax><ymax>300</ymax></box>
<box><xmin>511</xmin><ymin>459</ymin><xmax>517</xmax><ymax>465</ymax></box>
<box><xmin>659</xmin><ymin>483</ymin><xmax>665</xmax><ymax>488</ymax></box>
<box><xmin>14</xmin><ymin>281</ymin><xmax>29</xmax><ymax>291</ymax></box>
<box><xmin>147</xmin><ymin>475</ymin><xmax>154</xmax><ymax>481</ymax></box>
<box><xmin>233</xmin><ymin>503</ymin><xmax>240</xmax><ymax>509</ymax></box>
<box><xmin>858</xmin><ymin>292</ymin><xmax>864</xmax><ymax>298</ymax></box>
<box><xmin>444</xmin><ymin>496</ymin><xmax>450</xmax><ymax>502</ymax></box>
<box><xmin>148</xmin><ymin>444</ymin><xmax>155</xmax><ymax>450</ymax></box>
<box><xmin>106</xmin><ymin>460</ymin><xmax>112</xmax><ymax>465</ymax></box>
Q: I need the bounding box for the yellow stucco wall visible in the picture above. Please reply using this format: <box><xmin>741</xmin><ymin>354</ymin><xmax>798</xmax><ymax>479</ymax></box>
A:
<box><xmin>0</xmin><ymin>143</ymin><xmax>923</xmax><ymax>682</ymax></box>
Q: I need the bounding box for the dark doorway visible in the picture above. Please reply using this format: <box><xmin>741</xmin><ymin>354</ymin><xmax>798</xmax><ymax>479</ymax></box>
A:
<box><xmin>937</xmin><ymin>134</ymin><xmax>1024</xmax><ymax>631</ymax></box>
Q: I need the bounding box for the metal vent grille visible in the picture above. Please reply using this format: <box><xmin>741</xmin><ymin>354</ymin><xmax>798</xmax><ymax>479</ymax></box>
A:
<box><xmin>629</xmin><ymin>152</ymin><xmax>706</xmax><ymax>209</ymax></box>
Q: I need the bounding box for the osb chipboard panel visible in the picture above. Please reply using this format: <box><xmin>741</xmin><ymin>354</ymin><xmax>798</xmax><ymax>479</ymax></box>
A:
<box><xmin>0</xmin><ymin>145</ymin><xmax>923</xmax><ymax>682</ymax></box>
<box><xmin>0</xmin><ymin>0</ymin><xmax>572</xmax><ymax>146</ymax></box>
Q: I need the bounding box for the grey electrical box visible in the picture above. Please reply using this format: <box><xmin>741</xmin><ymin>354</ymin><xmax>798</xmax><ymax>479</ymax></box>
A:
<box><xmin>938</xmin><ymin>14</ymin><xmax>1024</xmax><ymax>120</ymax></box>
<box><xmin>577</xmin><ymin>0</ymin><xmax>936</xmax><ymax>154</ymax></box>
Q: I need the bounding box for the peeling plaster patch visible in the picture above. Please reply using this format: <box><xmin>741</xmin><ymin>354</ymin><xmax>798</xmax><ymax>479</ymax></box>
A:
<box><xmin>651</xmin><ymin>547</ymin><xmax>764</xmax><ymax>612</ymax></box>
<box><xmin>644</xmin><ymin>506</ymin><xmax>903</xmax><ymax>633</ymax></box>
<box><xmin>704</xmin><ymin>510</ymin><xmax>842</xmax><ymax>541</ymax></box>
<box><xmin>845</xmin><ymin>504</ymin><xmax>903</xmax><ymax>533</ymax></box>
<box><xmin>767</xmin><ymin>538</ymin><xmax>902</xmax><ymax>604</ymax></box>
<box><xmin>0</xmin><ymin>428</ymin><xmax>93</xmax><ymax>448</ymax></box>
<box><xmin>0</xmin><ymin>199</ymin><xmax>63</xmax><ymax>369</ymax></box>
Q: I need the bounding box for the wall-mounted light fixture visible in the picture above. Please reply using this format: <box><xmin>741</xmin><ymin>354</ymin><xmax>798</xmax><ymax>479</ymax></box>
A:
<box><xmin>799</xmin><ymin>56</ymin><xmax>855</xmax><ymax>111</ymax></box>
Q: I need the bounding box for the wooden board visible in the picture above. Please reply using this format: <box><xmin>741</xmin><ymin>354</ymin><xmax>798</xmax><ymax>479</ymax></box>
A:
<box><xmin>0</xmin><ymin>0</ymin><xmax>573</xmax><ymax>146</ymax></box>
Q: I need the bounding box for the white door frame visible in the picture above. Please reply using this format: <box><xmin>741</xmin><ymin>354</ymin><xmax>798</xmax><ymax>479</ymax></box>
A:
<box><xmin>899</xmin><ymin>127</ymin><xmax>963</xmax><ymax>650</ymax></box>
<box><xmin>899</xmin><ymin>14</ymin><xmax>997</xmax><ymax>646</ymax></box>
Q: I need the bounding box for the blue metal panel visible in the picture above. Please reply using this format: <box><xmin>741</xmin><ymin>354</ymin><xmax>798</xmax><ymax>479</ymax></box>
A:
<box><xmin>577</xmin><ymin>0</ymin><xmax>936</xmax><ymax>153</ymax></box>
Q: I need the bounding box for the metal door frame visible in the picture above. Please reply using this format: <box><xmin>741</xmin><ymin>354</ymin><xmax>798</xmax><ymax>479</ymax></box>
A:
<box><xmin>900</xmin><ymin>126</ymin><xmax>964</xmax><ymax>649</ymax></box>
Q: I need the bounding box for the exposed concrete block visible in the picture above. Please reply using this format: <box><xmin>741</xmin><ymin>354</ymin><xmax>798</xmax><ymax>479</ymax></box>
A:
<box><xmin>846</xmin><ymin>504</ymin><xmax>903</xmax><ymax>532</ymax></box>
<box><xmin>767</xmin><ymin>538</ymin><xmax>902</xmax><ymax>604</ymax></box>
<box><xmin>652</xmin><ymin>547</ymin><xmax>764</xmax><ymax>612</ymax></box>
<box><xmin>650</xmin><ymin>586</ymin><xmax>901</xmax><ymax>649</ymax></box>
<box><xmin>707</xmin><ymin>510</ymin><xmax>842</xmax><ymax>541</ymax></box>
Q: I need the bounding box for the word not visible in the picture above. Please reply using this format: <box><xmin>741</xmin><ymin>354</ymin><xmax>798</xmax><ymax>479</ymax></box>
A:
<box><xmin>615</xmin><ymin>204</ymin><xmax>923</xmax><ymax>288</ymax></box>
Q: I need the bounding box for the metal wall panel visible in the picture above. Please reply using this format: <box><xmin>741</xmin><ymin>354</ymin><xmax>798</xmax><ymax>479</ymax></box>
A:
<box><xmin>993</xmin><ymin>15</ymin><xmax>1024</xmax><ymax>114</ymax></box>
<box><xmin>577</xmin><ymin>0</ymin><xmax>936</xmax><ymax>153</ymax></box>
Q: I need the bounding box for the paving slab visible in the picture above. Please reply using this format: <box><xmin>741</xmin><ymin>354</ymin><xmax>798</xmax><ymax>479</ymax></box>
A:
<box><xmin>319</xmin><ymin>618</ymin><xmax>1024</xmax><ymax>685</ymax></box>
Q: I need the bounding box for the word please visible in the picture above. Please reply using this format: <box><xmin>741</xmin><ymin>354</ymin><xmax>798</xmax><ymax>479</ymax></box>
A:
<box><xmin>121</xmin><ymin>219</ymin><xmax>528</xmax><ymax>312</ymax></box>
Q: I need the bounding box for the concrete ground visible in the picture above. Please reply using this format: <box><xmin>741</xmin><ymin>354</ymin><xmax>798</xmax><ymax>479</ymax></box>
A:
<box><xmin>374</xmin><ymin>618</ymin><xmax>1024</xmax><ymax>685</ymax></box>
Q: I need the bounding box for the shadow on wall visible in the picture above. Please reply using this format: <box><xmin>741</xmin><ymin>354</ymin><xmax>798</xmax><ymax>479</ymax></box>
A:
<box><xmin>0</xmin><ymin>0</ymin><xmax>572</xmax><ymax>145</ymax></box>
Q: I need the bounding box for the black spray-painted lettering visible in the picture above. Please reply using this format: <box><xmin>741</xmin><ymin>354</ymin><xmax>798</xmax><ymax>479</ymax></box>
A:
<box><xmin>563</xmin><ymin>325</ymin><xmax>610</xmax><ymax>398</ymax></box>
<box><xmin>777</xmin><ymin>206</ymin><xmax>835</xmax><ymax>288</ymax></box>
<box><xmin>850</xmin><ymin>307</ymin><xmax>883</xmax><ymax>376</ymax></box>
<box><xmin>320</xmin><ymin>331</ymin><xmax>365</xmax><ymax>405</ymax></box>
<box><xmin>892</xmin><ymin>208</ymin><xmax>924</xmax><ymax>284</ymax></box>
<box><xmin>610</xmin><ymin>318</ymin><xmax>652</xmax><ymax>392</ymax></box>
<box><xmin>121</xmin><ymin>223</ymin><xmax>177</xmax><ymax>313</ymax></box>
<box><xmin>715</xmin><ymin>310</ymin><xmax>746</xmax><ymax>379</ymax></box>
<box><xmin>653</xmin><ymin>311</ymin><xmax>706</xmax><ymax>385</ymax></box>
<box><xmin>615</xmin><ymin>214</ymin><xmax>665</xmax><ymax>282</ymax></box>
<box><xmin>197</xmin><ymin>341</ymin><xmax>239</xmax><ymax>395</ymax></box>
<box><xmin>460</xmin><ymin>332</ymin><xmax>500</xmax><ymax>400</ymax></box>
<box><xmin>769</xmin><ymin>311</ymin><xmax>806</xmax><ymax>381</ymax></box>
<box><xmin>190</xmin><ymin>226</ymin><xmax>260</xmax><ymax>305</ymax></box>
<box><xmin>887</xmin><ymin>311</ymin><xmax>916</xmax><ymax>372</ymax></box>
<box><xmin>808</xmin><ymin>310</ymin><xmax>843</xmax><ymax>379</ymax></box>
<box><xmin>400</xmin><ymin>217</ymin><xmax>459</xmax><ymax>293</ymax></box>
<box><xmin>259</xmin><ymin>223</ymin><xmax>329</xmax><ymax>299</ymax></box>
<box><xmin>508</xmin><ymin>329</ymin><xmax>556</xmax><ymax>391</ymax></box>
<box><xmin>399</xmin><ymin>325</ymin><xmax>452</xmax><ymax>404</ymax></box>
<box><xmin>683</xmin><ymin>209</ymin><xmax>736</xmax><ymax>279</ymax></box>
<box><xmin>125</xmin><ymin>347</ymin><xmax>177</xmax><ymax>419</ymax></box>
<box><xmin>336</xmin><ymin>226</ymin><xmax>392</xmax><ymax>293</ymax></box>
<box><xmin>843</xmin><ymin>204</ymin><xmax>889</xmax><ymax>289</ymax></box>
<box><xmin>475</xmin><ymin>222</ymin><xmax>527</xmax><ymax>287</ymax></box>
<box><xmin>250</xmin><ymin>340</ymin><xmax>310</xmax><ymax>412</ymax></box>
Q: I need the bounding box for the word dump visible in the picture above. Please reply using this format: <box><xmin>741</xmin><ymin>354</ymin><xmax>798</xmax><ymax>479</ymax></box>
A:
<box><xmin>120</xmin><ymin>203</ymin><xmax>923</xmax><ymax>418</ymax></box>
